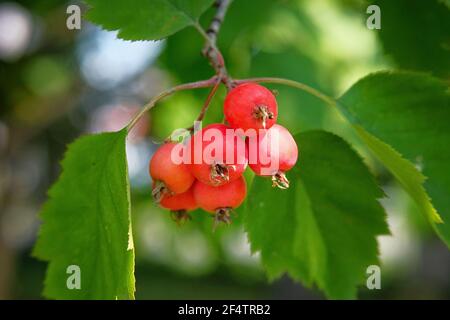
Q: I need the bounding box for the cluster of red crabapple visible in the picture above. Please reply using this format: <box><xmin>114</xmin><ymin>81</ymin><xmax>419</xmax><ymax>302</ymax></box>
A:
<box><xmin>149</xmin><ymin>82</ymin><xmax>298</xmax><ymax>226</ymax></box>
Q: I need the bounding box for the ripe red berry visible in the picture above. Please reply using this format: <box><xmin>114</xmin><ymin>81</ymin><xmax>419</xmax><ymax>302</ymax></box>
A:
<box><xmin>149</xmin><ymin>142</ymin><xmax>195</xmax><ymax>201</ymax></box>
<box><xmin>248</xmin><ymin>124</ymin><xmax>298</xmax><ymax>189</ymax></box>
<box><xmin>187</xmin><ymin>123</ymin><xmax>248</xmax><ymax>186</ymax></box>
<box><xmin>224</xmin><ymin>82</ymin><xmax>278</xmax><ymax>133</ymax></box>
<box><xmin>159</xmin><ymin>188</ymin><xmax>198</xmax><ymax>212</ymax></box>
<box><xmin>159</xmin><ymin>187</ymin><xmax>198</xmax><ymax>223</ymax></box>
<box><xmin>193</xmin><ymin>176</ymin><xmax>247</xmax><ymax>225</ymax></box>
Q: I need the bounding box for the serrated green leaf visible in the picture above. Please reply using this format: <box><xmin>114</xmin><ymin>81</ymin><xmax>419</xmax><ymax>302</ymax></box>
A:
<box><xmin>84</xmin><ymin>0</ymin><xmax>215</xmax><ymax>41</ymax></box>
<box><xmin>372</xmin><ymin>0</ymin><xmax>450</xmax><ymax>78</ymax></box>
<box><xmin>355</xmin><ymin>126</ymin><xmax>442</xmax><ymax>224</ymax></box>
<box><xmin>245</xmin><ymin>130</ymin><xmax>389</xmax><ymax>299</ymax></box>
<box><xmin>33</xmin><ymin>129</ymin><xmax>135</xmax><ymax>299</ymax></box>
<box><xmin>338</xmin><ymin>71</ymin><xmax>450</xmax><ymax>246</ymax></box>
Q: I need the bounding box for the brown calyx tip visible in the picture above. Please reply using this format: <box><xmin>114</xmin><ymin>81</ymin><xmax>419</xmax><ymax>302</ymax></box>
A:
<box><xmin>152</xmin><ymin>180</ymin><xmax>170</xmax><ymax>203</ymax></box>
<box><xmin>210</xmin><ymin>163</ymin><xmax>236</xmax><ymax>185</ymax></box>
<box><xmin>212</xmin><ymin>207</ymin><xmax>236</xmax><ymax>231</ymax></box>
<box><xmin>271</xmin><ymin>172</ymin><xmax>290</xmax><ymax>189</ymax></box>
<box><xmin>170</xmin><ymin>210</ymin><xmax>192</xmax><ymax>225</ymax></box>
<box><xmin>253</xmin><ymin>105</ymin><xmax>274</xmax><ymax>129</ymax></box>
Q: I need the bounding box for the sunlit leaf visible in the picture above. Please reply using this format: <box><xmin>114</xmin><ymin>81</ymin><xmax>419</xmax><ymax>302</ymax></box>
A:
<box><xmin>245</xmin><ymin>130</ymin><xmax>389</xmax><ymax>299</ymax></box>
<box><xmin>373</xmin><ymin>0</ymin><xmax>450</xmax><ymax>78</ymax></box>
<box><xmin>338</xmin><ymin>71</ymin><xmax>450</xmax><ymax>246</ymax></box>
<box><xmin>33</xmin><ymin>129</ymin><xmax>135</xmax><ymax>299</ymax></box>
<box><xmin>84</xmin><ymin>0</ymin><xmax>215</xmax><ymax>40</ymax></box>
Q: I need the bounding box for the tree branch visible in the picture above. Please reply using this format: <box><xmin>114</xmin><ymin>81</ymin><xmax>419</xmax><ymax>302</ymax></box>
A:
<box><xmin>198</xmin><ymin>0</ymin><xmax>233</xmax><ymax>89</ymax></box>
<box><xmin>206</xmin><ymin>0</ymin><xmax>232</xmax><ymax>45</ymax></box>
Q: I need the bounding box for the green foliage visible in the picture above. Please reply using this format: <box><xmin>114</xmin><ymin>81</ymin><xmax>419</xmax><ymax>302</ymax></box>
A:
<box><xmin>84</xmin><ymin>0</ymin><xmax>215</xmax><ymax>40</ymax></box>
<box><xmin>354</xmin><ymin>127</ymin><xmax>441</xmax><ymax>225</ymax></box>
<box><xmin>33</xmin><ymin>130</ymin><xmax>135</xmax><ymax>299</ymax></box>
<box><xmin>245</xmin><ymin>131</ymin><xmax>389</xmax><ymax>299</ymax></box>
<box><xmin>338</xmin><ymin>71</ymin><xmax>450</xmax><ymax>246</ymax></box>
<box><xmin>23</xmin><ymin>56</ymin><xmax>72</xmax><ymax>97</ymax></box>
<box><xmin>30</xmin><ymin>0</ymin><xmax>449</xmax><ymax>301</ymax></box>
<box><xmin>373</xmin><ymin>0</ymin><xmax>450</xmax><ymax>78</ymax></box>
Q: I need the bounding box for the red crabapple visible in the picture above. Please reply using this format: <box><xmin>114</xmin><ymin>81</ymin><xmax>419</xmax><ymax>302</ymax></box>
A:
<box><xmin>159</xmin><ymin>187</ymin><xmax>198</xmax><ymax>223</ymax></box>
<box><xmin>160</xmin><ymin>188</ymin><xmax>198</xmax><ymax>212</ymax></box>
<box><xmin>193</xmin><ymin>176</ymin><xmax>247</xmax><ymax>226</ymax></box>
<box><xmin>187</xmin><ymin>123</ymin><xmax>248</xmax><ymax>186</ymax></box>
<box><xmin>149</xmin><ymin>142</ymin><xmax>195</xmax><ymax>202</ymax></box>
<box><xmin>224</xmin><ymin>82</ymin><xmax>278</xmax><ymax>133</ymax></box>
<box><xmin>248</xmin><ymin>124</ymin><xmax>298</xmax><ymax>189</ymax></box>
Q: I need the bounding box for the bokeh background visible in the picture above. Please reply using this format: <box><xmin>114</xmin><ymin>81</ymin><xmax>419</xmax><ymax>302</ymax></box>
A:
<box><xmin>0</xmin><ymin>0</ymin><xmax>449</xmax><ymax>299</ymax></box>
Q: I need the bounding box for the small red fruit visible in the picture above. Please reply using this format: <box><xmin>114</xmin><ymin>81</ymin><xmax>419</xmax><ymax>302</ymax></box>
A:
<box><xmin>187</xmin><ymin>123</ymin><xmax>248</xmax><ymax>186</ymax></box>
<box><xmin>160</xmin><ymin>188</ymin><xmax>198</xmax><ymax>212</ymax></box>
<box><xmin>224</xmin><ymin>82</ymin><xmax>278</xmax><ymax>133</ymax></box>
<box><xmin>149</xmin><ymin>142</ymin><xmax>195</xmax><ymax>201</ymax></box>
<box><xmin>193</xmin><ymin>176</ymin><xmax>247</xmax><ymax>225</ymax></box>
<box><xmin>160</xmin><ymin>187</ymin><xmax>198</xmax><ymax>223</ymax></box>
<box><xmin>248</xmin><ymin>124</ymin><xmax>298</xmax><ymax>189</ymax></box>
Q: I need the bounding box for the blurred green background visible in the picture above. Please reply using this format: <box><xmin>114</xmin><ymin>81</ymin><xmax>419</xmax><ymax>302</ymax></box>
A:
<box><xmin>0</xmin><ymin>0</ymin><xmax>449</xmax><ymax>299</ymax></box>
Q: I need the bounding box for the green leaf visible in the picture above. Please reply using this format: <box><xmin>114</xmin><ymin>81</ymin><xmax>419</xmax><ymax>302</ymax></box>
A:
<box><xmin>245</xmin><ymin>130</ymin><xmax>389</xmax><ymax>299</ymax></box>
<box><xmin>372</xmin><ymin>0</ymin><xmax>450</xmax><ymax>78</ymax></box>
<box><xmin>33</xmin><ymin>130</ymin><xmax>135</xmax><ymax>299</ymax></box>
<box><xmin>84</xmin><ymin>0</ymin><xmax>215</xmax><ymax>41</ymax></box>
<box><xmin>338</xmin><ymin>71</ymin><xmax>450</xmax><ymax>246</ymax></box>
<box><xmin>354</xmin><ymin>127</ymin><xmax>442</xmax><ymax>224</ymax></box>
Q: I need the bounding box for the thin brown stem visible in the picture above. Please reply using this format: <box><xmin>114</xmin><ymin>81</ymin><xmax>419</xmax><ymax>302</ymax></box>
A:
<box><xmin>185</xmin><ymin>77</ymin><xmax>221</xmax><ymax>133</ymax></box>
<box><xmin>126</xmin><ymin>76</ymin><xmax>219</xmax><ymax>131</ymax></box>
<box><xmin>128</xmin><ymin>1</ymin><xmax>233</xmax><ymax>134</ymax></box>
<box><xmin>196</xmin><ymin>77</ymin><xmax>221</xmax><ymax>122</ymax></box>
<box><xmin>235</xmin><ymin>77</ymin><xmax>337</xmax><ymax>107</ymax></box>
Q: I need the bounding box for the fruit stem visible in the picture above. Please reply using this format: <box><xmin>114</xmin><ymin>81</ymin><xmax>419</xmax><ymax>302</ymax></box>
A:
<box><xmin>235</xmin><ymin>77</ymin><xmax>337</xmax><ymax>108</ymax></box>
<box><xmin>187</xmin><ymin>77</ymin><xmax>222</xmax><ymax>133</ymax></box>
<box><xmin>125</xmin><ymin>76</ymin><xmax>219</xmax><ymax>132</ymax></box>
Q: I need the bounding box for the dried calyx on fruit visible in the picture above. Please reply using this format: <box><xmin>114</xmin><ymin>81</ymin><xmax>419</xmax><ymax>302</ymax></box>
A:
<box><xmin>247</xmin><ymin>124</ymin><xmax>298</xmax><ymax>189</ymax></box>
<box><xmin>149</xmin><ymin>142</ymin><xmax>195</xmax><ymax>202</ymax></box>
<box><xmin>192</xmin><ymin>176</ymin><xmax>247</xmax><ymax>228</ymax></box>
<box><xmin>186</xmin><ymin>123</ymin><xmax>248</xmax><ymax>186</ymax></box>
